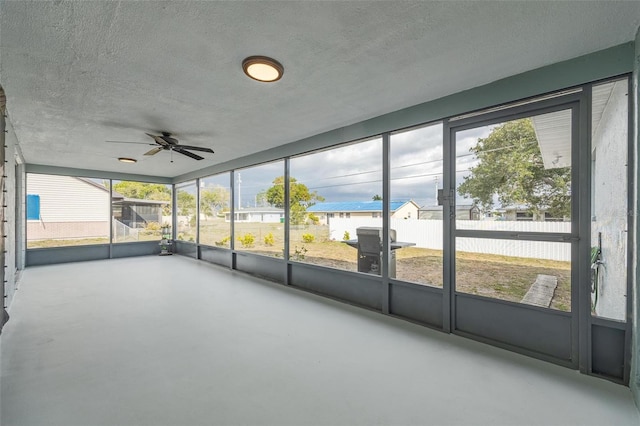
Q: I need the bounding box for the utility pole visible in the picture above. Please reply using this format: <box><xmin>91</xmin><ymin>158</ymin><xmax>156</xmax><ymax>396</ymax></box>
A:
<box><xmin>237</xmin><ymin>172</ymin><xmax>242</xmax><ymax>209</ymax></box>
<box><xmin>434</xmin><ymin>176</ymin><xmax>439</xmax><ymax>206</ymax></box>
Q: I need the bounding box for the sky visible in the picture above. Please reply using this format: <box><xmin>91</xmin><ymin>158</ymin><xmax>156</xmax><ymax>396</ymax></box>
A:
<box><xmin>231</xmin><ymin>122</ymin><xmax>493</xmax><ymax>209</ymax></box>
<box><xmin>40</xmin><ymin>122</ymin><xmax>495</xmax><ymax>210</ymax></box>
<box><xmin>93</xmin><ymin>123</ymin><xmax>493</xmax><ymax>210</ymax></box>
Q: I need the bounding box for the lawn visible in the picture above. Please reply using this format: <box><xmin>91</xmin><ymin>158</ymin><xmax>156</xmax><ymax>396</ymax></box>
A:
<box><xmin>29</xmin><ymin>220</ymin><xmax>572</xmax><ymax>312</ymax></box>
<box><xmin>27</xmin><ymin>237</ymin><xmax>111</xmax><ymax>248</ymax></box>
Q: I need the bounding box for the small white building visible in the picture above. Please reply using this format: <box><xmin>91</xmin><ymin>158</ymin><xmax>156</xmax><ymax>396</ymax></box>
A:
<box><xmin>225</xmin><ymin>207</ymin><xmax>284</xmax><ymax>223</ymax></box>
<box><xmin>307</xmin><ymin>200</ymin><xmax>419</xmax><ymax>225</ymax></box>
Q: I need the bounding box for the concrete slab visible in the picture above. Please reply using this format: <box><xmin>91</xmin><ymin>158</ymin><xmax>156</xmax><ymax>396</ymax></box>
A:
<box><xmin>1</xmin><ymin>256</ymin><xmax>638</xmax><ymax>426</ymax></box>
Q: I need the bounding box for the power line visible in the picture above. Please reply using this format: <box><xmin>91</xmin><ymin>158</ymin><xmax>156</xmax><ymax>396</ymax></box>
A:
<box><xmin>236</xmin><ymin>141</ymin><xmax>538</xmax><ymax>195</ymax></box>
<box><xmin>293</xmin><ymin>142</ymin><xmax>529</xmax><ymax>185</ymax></box>
<box><xmin>306</xmin><ymin>170</ymin><xmax>473</xmax><ymax>191</ymax></box>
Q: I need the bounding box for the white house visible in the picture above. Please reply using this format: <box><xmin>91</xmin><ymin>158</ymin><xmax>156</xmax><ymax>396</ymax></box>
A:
<box><xmin>307</xmin><ymin>200</ymin><xmax>420</xmax><ymax>225</ymax></box>
<box><xmin>27</xmin><ymin>175</ymin><xmax>168</xmax><ymax>243</ymax></box>
<box><xmin>225</xmin><ymin>207</ymin><xmax>284</xmax><ymax>223</ymax></box>
<box><xmin>26</xmin><ymin>174</ymin><xmax>111</xmax><ymax>243</ymax></box>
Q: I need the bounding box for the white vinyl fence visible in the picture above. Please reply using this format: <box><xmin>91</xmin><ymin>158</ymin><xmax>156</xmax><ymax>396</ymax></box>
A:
<box><xmin>329</xmin><ymin>218</ymin><xmax>571</xmax><ymax>261</ymax></box>
<box><xmin>113</xmin><ymin>219</ymin><xmax>139</xmax><ymax>241</ymax></box>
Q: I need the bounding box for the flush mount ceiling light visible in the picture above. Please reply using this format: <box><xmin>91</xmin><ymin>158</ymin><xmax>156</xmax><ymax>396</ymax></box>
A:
<box><xmin>242</xmin><ymin>56</ymin><xmax>284</xmax><ymax>82</ymax></box>
<box><xmin>118</xmin><ymin>157</ymin><xmax>137</xmax><ymax>163</ymax></box>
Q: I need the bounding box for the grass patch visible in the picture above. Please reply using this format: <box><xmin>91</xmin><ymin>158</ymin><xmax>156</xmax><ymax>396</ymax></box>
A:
<box><xmin>27</xmin><ymin>237</ymin><xmax>110</xmax><ymax>248</ymax></box>
<box><xmin>28</xmin><ymin>220</ymin><xmax>572</xmax><ymax>312</ymax></box>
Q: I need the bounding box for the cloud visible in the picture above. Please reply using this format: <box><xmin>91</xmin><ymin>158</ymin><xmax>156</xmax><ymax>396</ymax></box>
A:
<box><xmin>220</xmin><ymin>122</ymin><xmax>495</xmax><ymax>208</ymax></box>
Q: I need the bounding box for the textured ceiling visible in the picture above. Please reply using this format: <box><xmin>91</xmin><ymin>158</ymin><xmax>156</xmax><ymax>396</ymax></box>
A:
<box><xmin>1</xmin><ymin>1</ymin><xmax>639</xmax><ymax>178</ymax></box>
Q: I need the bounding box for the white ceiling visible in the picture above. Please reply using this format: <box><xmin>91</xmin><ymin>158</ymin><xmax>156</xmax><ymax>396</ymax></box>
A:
<box><xmin>1</xmin><ymin>1</ymin><xmax>639</xmax><ymax>178</ymax></box>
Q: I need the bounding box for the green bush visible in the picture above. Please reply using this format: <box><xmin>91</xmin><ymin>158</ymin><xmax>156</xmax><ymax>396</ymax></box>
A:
<box><xmin>145</xmin><ymin>221</ymin><xmax>161</xmax><ymax>231</ymax></box>
<box><xmin>302</xmin><ymin>233</ymin><xmax>315</xmax><ymax>243</ymax></box>
<box><xmin>238</xmin><ymin>233</ymin><xmax>255</xmax><ymax>248</ymax></box>
<box><xmin>343</xmin><ymin>231</ymin><xmax>350</xmax><ymax>241</ymax></box>
<box><xmin>215</xmin><ymin>236</ymin><xmax>231</xmax><ymax>247</ymax></box>
<box><xmin>291</xmin><ymin>245</ymin><xmax>308</xmax><ymax>261</ymax></box>
<box><xmin>307</xmin><ymin>213</ymin><xmax>320</xmax><ymax>225</ymax></box>
<box><xmin>264</xmin><ymin>232</ymin><xmax>275</xmax><ymax>246</ymax></box>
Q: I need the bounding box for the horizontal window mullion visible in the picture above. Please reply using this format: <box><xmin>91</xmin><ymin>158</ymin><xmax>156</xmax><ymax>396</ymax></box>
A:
<box><xmin>455</xmin><ymin>229</ymin><xmax>574</xmax><ymax>243</ymax></box>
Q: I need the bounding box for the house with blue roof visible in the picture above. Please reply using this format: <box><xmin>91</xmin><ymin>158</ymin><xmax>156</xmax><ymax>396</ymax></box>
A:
<box><xmin>307</xmin><ymin>200</ymin><xmax>419</xmax><ymax>225</ymax></box>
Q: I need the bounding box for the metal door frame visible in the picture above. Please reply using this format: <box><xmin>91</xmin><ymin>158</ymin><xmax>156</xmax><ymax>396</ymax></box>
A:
<box><xmin>443</xmin><ymin>92</ymin><xmax>586</xmax><ymax>369</ymax></box>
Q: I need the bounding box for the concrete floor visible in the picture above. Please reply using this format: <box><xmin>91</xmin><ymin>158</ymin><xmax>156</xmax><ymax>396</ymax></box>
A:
<box><xmin>1</xmin><ymin>255</ymin><xmax>639</xmax><ymax>426</ymax></box>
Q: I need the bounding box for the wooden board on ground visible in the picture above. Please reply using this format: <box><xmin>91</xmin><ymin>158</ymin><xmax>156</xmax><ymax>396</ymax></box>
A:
<box><xmin>521</xmin><ymin>274</ymin><xmax>558</xmax><ymax>307</ymax></box>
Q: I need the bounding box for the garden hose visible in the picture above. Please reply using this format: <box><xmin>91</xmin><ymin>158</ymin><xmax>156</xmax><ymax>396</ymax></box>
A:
<box><xmin>590</xmin><ymin>232</ymin><xmax>603</xmax><ymax>311</ymax></box>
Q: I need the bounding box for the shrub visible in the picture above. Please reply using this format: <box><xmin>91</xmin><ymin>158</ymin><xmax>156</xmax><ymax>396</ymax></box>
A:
<box><xmin>343</xmin><ymin>231</ymin><xmax>350</xmax><ymax>241</ymax></box>
<box><xmin>145</xmin><ymin>221</ymin><xmax>161</xmax><ymax>231</ymax></box>
<box><xmin>307</xmin><ymin>213</ymin><xmax>320</xmax><ymax>225</ymax></box>
<box><xmin>291</xmin><ymin>245</ymin><xmax>308</xmax><ymax>261</ymax></box>
<box><xmin>238</xmin><ymin>233</ymin><xmax>255</xmax><ymax>248</ymax></box>
<box><xmin>302</xmin><ymin>233</ymin><xmax>315</xmax><ymax>243</ymax></box>
<box><xmin>215</xmin><ymin>236</ymin><xmax>231</xmax><ymax>247</ymax></box>
<box><xmin>264</xmin><ymin>232</ymin><xmax>275</xmax><ymax>246</ymax></box>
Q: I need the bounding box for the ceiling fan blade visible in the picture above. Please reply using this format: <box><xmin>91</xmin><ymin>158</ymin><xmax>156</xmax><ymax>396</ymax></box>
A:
<box><xmin>177</xmin><ymin>145</ymin><xmax>214</xmax><ymax>153</ymax></box>
<box><xmin>160</xmin><ymin>134</ymin><xmax>179</xmax><ymax>145</ymax></box>
<box><xmin>174</xmin><ymin>148</ymin><xmax>204</xmax><ymax>160</ymax></box>
<box><xmin>106</xmin><ymin>140</ymin><xmax>154</xmax><ymax>146</ymax></box>
<box><xmin>144</xmin><ymin>147</ymin><xmax>164</xmax><ymax>156</ymax></box>
<box><xmin>145</xmin><ymin>133</ymin><xmax>170</xmax><ymax>146</ymax></box>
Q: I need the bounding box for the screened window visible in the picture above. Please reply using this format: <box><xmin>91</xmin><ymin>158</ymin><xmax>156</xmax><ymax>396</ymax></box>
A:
<box><xmin>289</xmin><ymin>137</ymin><xmax>382</xmax><ymax>272</ymax></box>
<box><xmin>176</xmin><ymin>181</ymin><xmax>197</xmax><ymax>242</ymax></box>
<box><xmin>112</xmin><ymin>180</ymin><xmax>172</xmax><ymax>243</ymax></box>
<box><xmin>199</xmin><ymin>173</ymin><xmax>231</xmax><ymax>248</ymax></box>
<box><xmin>234</xmin><ymin>161</ymin><xmax>284</xmax><ymax>258</ymax></box>
<box><xmin>390</xmin><ymin>123</ymin><xmax>443</xmax><ymax>287</ymax></box>
<box><xmin>27</xmin><ymin>174</ymin><xmax>110</xmax><ymax>248</ymax></box>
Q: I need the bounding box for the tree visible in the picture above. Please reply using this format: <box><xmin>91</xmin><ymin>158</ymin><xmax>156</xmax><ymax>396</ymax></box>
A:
<box><xmin>254</xmin><ymin>189</ymin><xmax>269</xmax><ymax>207</ymax></box>
<box><xmin>113</xmin><ymin>181</ymin><xmax>171</xmax><ymax>199</ymax></box>
<box><xmin>266</xmin><ymin>176</ymin><xmax>324</xmax><ymax>225</ymax></box>
<box><xmin>177</xmin><ymin>191</ymin><xmax>196</xmax><ymax>216</ymax></box>
<box><xmin>200</xmin><ymin>186</ymin><xmax>230</xmax><ymax>218</ymax></box>
<box><xmin>372</xmin><ymin>194</ymin><xmax>382</xmax><ymax>201</ymax></box>
<box><xmin>457</xmin><ymin>118</ymin><xmax>571</xmax><ymax>218</ymax></box>
<box><xmin>112</xmin><ymin>181</ymin><xmax>172</xmax><ymax>215</ymax></box>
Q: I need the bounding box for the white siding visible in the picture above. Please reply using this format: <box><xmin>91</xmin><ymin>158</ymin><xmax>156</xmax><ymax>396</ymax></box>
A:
<box><xmin>27</xmin><ymin>174</ymin><xmax>109</xmax><ymax>222</ymax></box>
<box><xmin>591</xmin><ymin>80</ymin><xmax>629</xmax><ymax>321</ymax></box>
<box><xmin>392</xmin><ymin>202</ymin><xmax>418</xmax><ymax>219</ymax></box>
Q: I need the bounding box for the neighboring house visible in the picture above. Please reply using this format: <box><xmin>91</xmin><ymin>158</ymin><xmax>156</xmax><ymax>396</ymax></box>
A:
<box><xmin>27</xmin><ymin>175</ymin><xmax>111</xmax><ymax>241</ymax></box>
<box><xmin>27</xmin><ymin>175</ymin><xmax>168</xmax><ymax>241</ymax></box>
<box><xmin>307</xmin><ymin>200</ymin><xmax>420</xmax><ymax>225</ymax></box>
<box><xmin>112</xmin><ymin>196</ymin><xmax>168</xmax><ymax>228</ymax></box>
<box><xmin>500</xmin><ymin>206</ymin><xmax>566</xmax><ymax>222</ymax></box>
<box><xmin>418</xmin><ymin>204</ymin><xmax>480</xmax><ymax>220</ymax></box>
<box><xmin>225</xmin><ymin>207</ymin><xmax>284</xmax><ymax>223</ymax></box>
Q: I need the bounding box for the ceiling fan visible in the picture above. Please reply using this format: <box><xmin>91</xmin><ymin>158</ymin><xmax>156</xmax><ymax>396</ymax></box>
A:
<box><xmin>108</xmin><ymin>132</ymin><xmax>214</xmax><ymax>161</ymax></box>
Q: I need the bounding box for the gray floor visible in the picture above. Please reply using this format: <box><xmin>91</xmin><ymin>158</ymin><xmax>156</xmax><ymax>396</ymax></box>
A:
<box><xmin>1</xmin><ymin>255</ymin><xmax>639</xmax><ymax>426</ymax></box>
